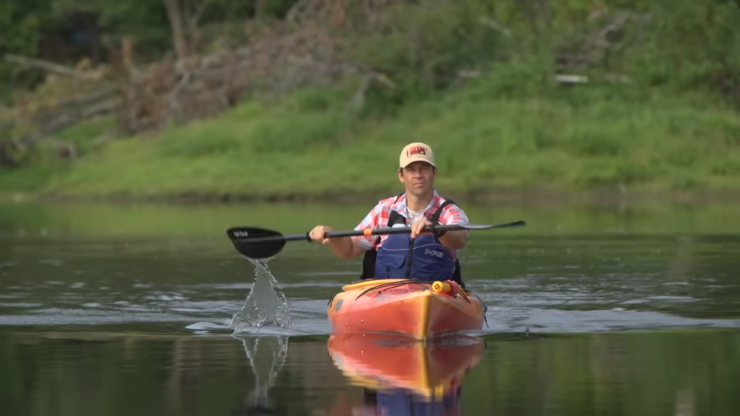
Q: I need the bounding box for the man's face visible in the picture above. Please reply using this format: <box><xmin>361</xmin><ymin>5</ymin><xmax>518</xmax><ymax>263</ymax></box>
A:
<box><xmin>398</xmin><ymin>161</ymin><xmax>436</xmax><ymax>197</ymax></box>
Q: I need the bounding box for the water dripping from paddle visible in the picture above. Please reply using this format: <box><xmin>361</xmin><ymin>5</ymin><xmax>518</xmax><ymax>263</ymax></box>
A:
<box><xmin>230</xmin><ymin>258</ymin><xmax>292</xmax><ymax>332</ymax></box>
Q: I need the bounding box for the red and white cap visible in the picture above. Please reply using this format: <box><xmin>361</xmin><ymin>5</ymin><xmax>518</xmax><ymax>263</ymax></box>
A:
<box><xmin>399</xmin><ymin>142</ymin><xmax>435</xmax><ymax>168</ymax></box>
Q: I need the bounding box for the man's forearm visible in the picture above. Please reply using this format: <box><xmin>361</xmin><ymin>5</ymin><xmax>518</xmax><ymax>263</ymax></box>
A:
<box><xmin>439</xmin><ymin>230</ymin><xmax>468</xmax><ymax>250</ymax></box>
<box><xmin>328</xmin><ymin>237</ymin><xmax>365</xmax><ymax>259</ymax></box>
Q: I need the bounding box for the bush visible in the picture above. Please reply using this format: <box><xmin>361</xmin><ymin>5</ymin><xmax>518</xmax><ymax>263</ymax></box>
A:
<box><xmin>337</xmin><ymin>0</ymin><xmax>740</xmax><ymax>116</ymax></box>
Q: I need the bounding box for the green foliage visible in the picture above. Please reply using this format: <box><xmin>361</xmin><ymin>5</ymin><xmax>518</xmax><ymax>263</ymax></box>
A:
<box><xmin>624</xmin><ymin>0</ymin><xmax>740</xmax><ymax>101</ymax></box>
<box><xmin>3</xmin><ymin>0</ymin><xmax>739</xmax><ymax>108</ymax></box>
<box><xmin>343</xmin><ymin>0</ymin><xmax>740</xmax><ymax>114</ymax></box>
<box><xmin>2</xmin><ymin>0</ymin><xmax>740</xmax><ymax>198</ymax></box>
<box><xmin>0</xmin><ymin>0</ymin><xmax>48</xmax><ymax>97</ymax></box>
<box><xmin>0</xmin><ymin>0</ymin><xmax>302</xmax><ymax>96</ymax></box>
<box><xmin>346</xmin><ymin>0</ymin><xmax>504</xmax><ymax>116</ymax></box>
<box><xmin>0</xmin><ymin>1</ymin><xmax>43</xmax><ymax>54</ymax></box>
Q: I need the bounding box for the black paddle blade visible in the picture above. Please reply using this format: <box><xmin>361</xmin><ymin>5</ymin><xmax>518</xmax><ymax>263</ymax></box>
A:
<box><xmin>226</xmin><ymin>227</ymin><xmax>286</xmax><ymax>259</ymax></box>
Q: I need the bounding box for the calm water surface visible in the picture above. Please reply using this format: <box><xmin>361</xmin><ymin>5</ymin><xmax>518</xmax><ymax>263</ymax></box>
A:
<box><xmin>1</xmin><ymin>200</ymin><xmax>739</xmax><ymax>415</ymax></box>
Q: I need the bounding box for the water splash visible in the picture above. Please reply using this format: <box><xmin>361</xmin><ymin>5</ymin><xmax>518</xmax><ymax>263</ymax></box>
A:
<box><xmin>230</xmin><ymin>258</ymin><xmax>291</xmax><ymax>331</ymax></box>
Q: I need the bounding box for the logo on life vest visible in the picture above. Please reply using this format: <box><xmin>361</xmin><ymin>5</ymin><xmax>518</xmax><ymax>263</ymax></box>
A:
<box><xmin>425</xmin><ymin>249</ymin><xmax>444</xmax><ymax>258</ymax></box>
<box><xmin>406</xmin><ymin>146</ymin><xmax>427</xmax><ymax>156</ymax></box>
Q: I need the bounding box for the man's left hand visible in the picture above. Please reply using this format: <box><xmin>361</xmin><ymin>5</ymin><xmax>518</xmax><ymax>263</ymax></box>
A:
<box><xmin>410</xmin><ymin>218</ymin><xmax>432</xmax><ymax>239</ymax></box>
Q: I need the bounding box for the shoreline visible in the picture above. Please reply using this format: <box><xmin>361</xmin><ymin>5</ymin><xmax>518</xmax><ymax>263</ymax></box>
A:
<box><xmin>5</xmin><ymin>186</ymin><xmax>740</xmax><ymax>207</ymax></box>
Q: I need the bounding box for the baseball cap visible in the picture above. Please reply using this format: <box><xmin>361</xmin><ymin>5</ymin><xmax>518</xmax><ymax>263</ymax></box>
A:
<box><xmin>399</xmin><ymin>142</ymin><xmax>435</xmax><ymax>168</ymax></box>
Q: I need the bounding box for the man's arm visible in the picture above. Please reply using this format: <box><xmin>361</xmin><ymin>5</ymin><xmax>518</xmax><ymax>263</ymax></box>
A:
<box><xmin>326</xmin><ymin>236</ymin><xmax>367</xmax><ymax>259</ymax></box>
<box><xmin>437</xmin><ymin>204</ymin><xmax>469</xmax><ymax>250</ymax></box>
<box><xmin>309</xmin><ymin>203</ymin><xmax>381</xmax><ymax>259</ymax></box>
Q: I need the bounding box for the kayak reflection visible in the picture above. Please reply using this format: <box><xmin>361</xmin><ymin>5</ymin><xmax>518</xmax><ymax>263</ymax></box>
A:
<box><xmin>327</xmin><ymin>333</ymin><xmax>485</xmax><ymax>415</ymax></box>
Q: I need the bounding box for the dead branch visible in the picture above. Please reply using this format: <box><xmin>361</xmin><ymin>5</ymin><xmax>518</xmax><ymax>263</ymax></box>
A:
<box><xmin>286</xmin><ymin>0</ymin><xmax>313</xmax><ymax>24</ymax></box>
<box><xmin>17</xmin><ymin>98</ymin><xmax>120</xmax><ymax>147</ymax></box>
<box><xmin>348</xmin><ymin>75</ymin><xmax>371</xmax><ymax>112</ymax></box>
<box><xmin>555</xmin><ymin>74</ymin><xmax>588</xmax><ymax>84</ymax></box>
<box><xmin>555</xmin><ymin>11</ymin><xmax>652</xmax><ymax>71</ymax></box>
<box><xmin>3</xmin><ymin>54</ymin><xmax>107</xmax><ymax>82</ymax></box>
<box><xmin>11</xmin><ymin>87</ymin><xmax>117</xmax><ymax>119</ymax></box>
<box><xmin>4</xmin><ymin>1</ymin><xmax>411</xmax><ymax>146</ymax></box>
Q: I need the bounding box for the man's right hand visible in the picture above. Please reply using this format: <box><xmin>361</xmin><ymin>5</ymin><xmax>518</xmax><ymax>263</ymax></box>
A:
<box><xmin>309</xmin><ymin>225</ymin><xmax>365</xmax><ymax>259</ymax></box>
<box><xmin>309</xmin><ymin>225</ymin><xmax>333</xmax><ymax>245</ymax></box>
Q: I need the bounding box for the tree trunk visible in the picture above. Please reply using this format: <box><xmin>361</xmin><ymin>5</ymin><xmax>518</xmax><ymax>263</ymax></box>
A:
<box><xmin>255</xmin><ymin>0</ymin><xmax>266</xmax><ymax>18</ymax></box>
<box><xmin>163</xmin><ymin>0</ymin><xmax>189</xmax><ymax>60</ymax></box>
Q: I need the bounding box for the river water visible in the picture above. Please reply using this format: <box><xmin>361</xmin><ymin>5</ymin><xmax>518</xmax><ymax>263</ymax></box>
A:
<box><xmin>1</xmin><ymin>199</ymin><xmax>739</xmax><ymax>415</ymax></box>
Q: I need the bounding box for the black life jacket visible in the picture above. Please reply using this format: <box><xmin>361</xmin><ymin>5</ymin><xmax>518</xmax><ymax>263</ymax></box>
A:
<box><xmin>359</xmin><ymin>193</ymin><xmax>465</xmax><ymax>288</ymax></box>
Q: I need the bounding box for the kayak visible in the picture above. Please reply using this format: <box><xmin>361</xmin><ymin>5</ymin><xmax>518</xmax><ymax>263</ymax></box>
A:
<box><xmin>327</xmin><ymin>278</ymin><xmax>487</xmax><ymax>340</ymax></box>
<box><xmin>327</xmin><ymin>332</ymin><xmax>485</xmax><ymax>401</ymax></box>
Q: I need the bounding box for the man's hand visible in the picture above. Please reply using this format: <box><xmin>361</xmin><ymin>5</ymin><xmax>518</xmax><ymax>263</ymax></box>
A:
<box><xmin>309</xmin><ymin>225</ymin><xmax>365</xmax><ymax>259</ymax></box>
<box><xmin>410</xmin><ymin>218</ymin><xmax>433</xmax><ymax>239</ymax></box>
<box><xmin>309</xmin><ymin>225</ymin><xmax>333</xmax><ymax>245</ymax></box>
<box><xmin>409</xmin><ymin>218</ymin><xmax>468</xmax><ymax>250</ymax></box>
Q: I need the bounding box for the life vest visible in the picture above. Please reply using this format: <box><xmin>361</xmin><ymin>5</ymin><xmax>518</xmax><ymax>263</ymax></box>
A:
<box><xmin>363</xmin><ymin>387</ymin><xmax>462</xmax><ymax>416</ymax></box>
<box><xmin>360</xmin><ymin>193</ymin><xmax>465</xmax><ymax>287</ymax></box>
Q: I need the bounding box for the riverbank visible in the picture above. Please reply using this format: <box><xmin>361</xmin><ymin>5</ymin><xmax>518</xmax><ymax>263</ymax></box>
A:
<box><xmin>1</xmin><ymin>76</ymin><xmax>740</xmax><ymax>204</ymax></box>
<box><xmin>2</xmin><ymin>1</ymin><xmax>740</xmax><ymax>204</ymax></box>
<box><xmin>3</xmin><ymin>196</ymin><xmax>740</xmax><ymax>239</ymax></box>
<box><xmin>5</xmin><ymin>186</ymin><xmax>740</xmax><ymax>208</ymax></box>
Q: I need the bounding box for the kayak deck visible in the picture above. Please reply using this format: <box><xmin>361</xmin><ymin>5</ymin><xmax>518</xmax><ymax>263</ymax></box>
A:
<box><xmin>327</xmin><ymin>278</ymin><xmax>486</xmax><ymax>340</ymax></box>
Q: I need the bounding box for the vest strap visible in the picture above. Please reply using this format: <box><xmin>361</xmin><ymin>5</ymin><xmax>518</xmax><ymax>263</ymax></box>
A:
<box><xmin>429</xmin><ymin>198</ymin><xmax>465</xmax><ymax>288</ymax></box>
<box><xmin>360</xmin><ymin>192</ymin><xmax>404</xmax><ymax>280</ymax></box>
<box><xmin>429</xmin><ymin>199</ymin><xmax>453</xmax><ymax>237</ymax></box>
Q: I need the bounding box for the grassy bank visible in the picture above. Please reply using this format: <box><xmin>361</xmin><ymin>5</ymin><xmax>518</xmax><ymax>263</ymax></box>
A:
<box><xmin>2</xmin><ymin>0</ymin><xmax>740</xmax><ymax>202</ymax></box>
<box><xmin>2</xmin><ymin>76</ymin><xmax>740</xmax><ymax>202</ymax></box>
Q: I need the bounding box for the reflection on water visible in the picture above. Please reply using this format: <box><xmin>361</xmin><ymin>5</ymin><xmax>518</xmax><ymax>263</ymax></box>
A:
<box><xmin>234</xmin><ymin>335</ymin><xmax>290</xmax><ymax>414</ymax></box>
<box><xmin>230</xmin><ymin>333</ymin><xmax>486</xmax><ymax>415</ymax></box>
<box><xmin>1</xmin><ymin>329</ymin><xmax>739</xmax><ymax>415</ymax></box>
<box><xmin>328</xmin><ymin>333</ymin><xmax>485</xmax><ymax>415</ymax></box>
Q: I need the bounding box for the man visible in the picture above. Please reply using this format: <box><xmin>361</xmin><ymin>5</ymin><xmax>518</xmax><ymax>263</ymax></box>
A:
<box><xmin>308</xmin><ymin>142</ymin><xmax>470</xmax><ymax>285</ymax></box>
<box><xmin>351</xmin><ymin>386</ymin><xmax>463</xmax><ymax>416</ymax></box>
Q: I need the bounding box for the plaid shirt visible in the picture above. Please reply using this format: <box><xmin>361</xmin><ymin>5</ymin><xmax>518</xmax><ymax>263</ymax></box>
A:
<box><xmin>351</xmin><ymin>190</ymin><xmax>469</xmax><ymax>258</ymax></box>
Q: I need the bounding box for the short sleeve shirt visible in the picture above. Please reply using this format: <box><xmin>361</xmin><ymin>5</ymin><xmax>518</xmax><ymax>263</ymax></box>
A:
<box><xmin>351</xmin><ymin>191</ymin><xmax>469</xmax><ymax>259</ymax></box>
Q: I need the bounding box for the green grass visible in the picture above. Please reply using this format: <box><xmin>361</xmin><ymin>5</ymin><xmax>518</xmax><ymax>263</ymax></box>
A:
<box><xmin>1</xmin><ymin>76</ymin><xmax>740</xmax><ymax>201</ymax></box>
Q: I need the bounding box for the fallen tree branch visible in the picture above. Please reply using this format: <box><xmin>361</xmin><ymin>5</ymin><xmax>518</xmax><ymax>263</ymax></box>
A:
<box><xmin>286</xmin><ymin>0</ymin><xmax>312</xmax><ymax>24</ymax></box>
<box><xmin>18</xmin><ymin>98</ymin><xmax>120</xmax><ymax>147</ymax></box>
<box><xmin>53</xmin><ymin>87</ymin><xmax>118</xmax><ymax>109</ymax></box>
<box><xmin>10</xmin><ymin>87</ymin><xmax>118</xmax><ymax>120</ymax></box>
<box><xmin>555</xmin><ymin>74</ymin><xmax>588</xmax><ymax>84</ymax></box>
<box><xmin>555</xmin><ymin>11</ymin><xmax>652</xmax><ymax>71</ymax></box>
<box><xmin>3</xmin><ymin>54</ymin><xmax>107</xmax><ymax>82</ymax></box>
<box><xmin>348</xmin><ymin>75</ymin><xmax>371</xmax><ymax>112</ymax></box>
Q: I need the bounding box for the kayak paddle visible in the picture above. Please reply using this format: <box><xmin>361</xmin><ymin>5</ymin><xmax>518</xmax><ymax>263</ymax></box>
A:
<box><xmin>226</xmin><ymin>220</ymin><xmax>526</xmax><ymax>259</ymax></box>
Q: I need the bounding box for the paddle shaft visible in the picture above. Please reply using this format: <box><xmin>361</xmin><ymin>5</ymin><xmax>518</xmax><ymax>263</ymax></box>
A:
<box><xmin>232</xmin><ymin>221</ymin><xmax>525</xmax><ymax>244</ymax></box>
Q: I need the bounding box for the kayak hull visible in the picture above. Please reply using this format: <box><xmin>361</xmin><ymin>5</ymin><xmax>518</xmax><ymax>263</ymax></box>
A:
<box><xmin>327</xmin><ymin>278</ymin><xmax>486</xmax><ymax>340</ymax></box>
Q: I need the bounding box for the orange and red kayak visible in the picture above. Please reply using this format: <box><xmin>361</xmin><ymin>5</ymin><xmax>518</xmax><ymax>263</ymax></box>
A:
<box><xmin>326</xmin><ymin>278</ymin><xmax>486</xmax><ymax>340</ymax></box>
<box><xmin>327</xmin><ymin>332</ymin><xmax>485</xmax><ymax>401</ymax></box>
